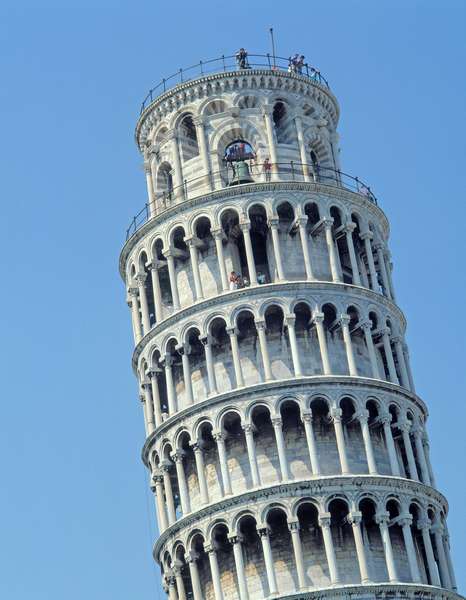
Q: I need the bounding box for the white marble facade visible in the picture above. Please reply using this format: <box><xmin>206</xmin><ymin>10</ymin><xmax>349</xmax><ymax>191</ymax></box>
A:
<box><xmin>120</xmin><ymin>60</ymin><xmax>460</xmax><ymax>599</ymax></box>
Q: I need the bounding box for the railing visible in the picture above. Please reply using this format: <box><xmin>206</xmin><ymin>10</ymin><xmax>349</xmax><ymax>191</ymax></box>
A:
<box><xmin>125</xmin><ymin>162</ymin><xmax>377</xmax><ymax>241</ymax></box>
<box><xmin>140</xmin><ymin>53</ymin><xmax>330</xmax><ymax>114</ymax></box>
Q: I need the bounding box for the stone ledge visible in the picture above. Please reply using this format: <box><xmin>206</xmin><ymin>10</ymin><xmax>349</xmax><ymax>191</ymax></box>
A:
<box><xmin>269</xmin><ymin>583</ymin><xmax>463</xmax><ymax>600</ymax></box>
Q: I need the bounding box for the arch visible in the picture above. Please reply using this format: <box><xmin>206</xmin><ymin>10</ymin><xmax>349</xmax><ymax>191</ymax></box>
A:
<box><xmin>178</xmin><ymin>113</ymin><xmax>199</xmax><ymax>161</ymax></box>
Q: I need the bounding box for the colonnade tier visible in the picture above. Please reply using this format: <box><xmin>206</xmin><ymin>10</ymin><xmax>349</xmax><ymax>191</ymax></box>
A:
<box><xmin>143</xmin><ymin>381</ymin><xmax>434</xmax><ymax>531</ymax></box>
<box><xmin>153</xmin><ymin>477</ymin><xmax>457</xmax><ymax>599</ymax></box>
<box><xmin>121</xmin><ymin>185</ymin><xmax>395</xmax><ymax>341</ymax></box>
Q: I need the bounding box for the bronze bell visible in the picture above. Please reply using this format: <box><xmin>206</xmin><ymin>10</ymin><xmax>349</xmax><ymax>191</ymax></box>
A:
<box><xmin>229</xmin><ymin>160</ymin><xmax>253</xmax><ymax>186</ymax></box>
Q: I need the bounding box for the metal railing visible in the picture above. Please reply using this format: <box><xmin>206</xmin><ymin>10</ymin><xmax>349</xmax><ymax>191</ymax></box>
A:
<box><xmin>125</xmin><ymin>162</ymin><xmax>377</xmax><ymax>241</ymax></box>
<box><xmin>140</xmin><ymin>53</ymin><xmax>329</xmax><ymax>114</ymax></box>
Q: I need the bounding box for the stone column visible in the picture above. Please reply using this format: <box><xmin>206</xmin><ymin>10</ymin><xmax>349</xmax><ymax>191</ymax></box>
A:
<box><xmin>398</xmin><ymin>514</ymin><xmax>421</xmax><ymax>582</ymax></box>
<box><xmin>381</xmin><ymin>328</ymin><xmax>399</xmax><ymax>384</ymax></box>
<box><xmin>357</xmin><ymin>252</ymin><xmax>370</xmax><ymax>288</ymax></box>
<box><xmin>191</xmin><ymin>442</ymin><xmax>209</xmax><ymax>505</ymax></box>
<box><xmin>381</xmin><ymin>414</ymin><xmax>400</xmax><ymax>476</ymax></box>
<box><xmin>423</xmin><ymin>436</ymin><xmax>436</xmax><ymax>488</ymax></box>
<box><xmin>361</xmin><ymin>320</ymin><xmax>380</xmax><ymax>378</ymax></box>
<box><xmin>142</xmin><ymin>380</ymin><xmax>156</xmax><ymax>435</ymax></box>
<box><xmin>212</xmin><ymin>229</ymin><xmax>228</xmax><ymax>291</ymax></box>
<box><xmin>200</xmin><ymin>335</ymin><xmax>218</xmax><ymax>396</ymax></box>
<box><xmin>162</xmin><ymin>462</ymin><xmax>176</xmax><ymax>524</ymax></box>
<box><xmin>185</xmin><ymin>238</ymin><xmax>204</xmax><ymax>300</ymax></box>
<box><xmin>358</xmin><ymin>410</ymin><xmax>377</xmax><ymax>474</ymax></box>
<box><xmin>331</xmin><ymin>408</ymin><xmax>350</xmax><ymax>474</ymax></box>
<box><xmin>169</xmin><ymin>131</ymin><xmax>184</xmax><ymax>197</ymax></box>
<box><xmin>324</xmin><ymin>219</ymin><xmax>341</xmax><ymax>282</ymax></box>
<box><xmin>403</xmin><ymin>342</ymin><xmax>416</xmax><ymax>393</ymax></box>
<box><xmin>269</xmin><ymin>218</ymin><xmax>285</xmax><ymax>280</ymax></box>
<box><xmin>213</xmin><ymin>432</ymin><xmax>232</xmax><ymax>496</ymax></box>
<box><xmin>255</xmin><ymin>319</ymin><xmax>273</xmax><ymax>381</ymax></box>
<box><xmin>227</xmin><ymin>327</ymin><xmax>245</xmax><ymax>388</ymax></box>
<box><xmin>360</xmin><ymin>231</ymin><xmax>378</xmax><ymax>292</ymax></box>
<box><xmin>243</xmin><ymin>424</ymin><xmax>260</xmax><ymax>487</ymax></box>
<box><xmin>385</xmin><ymin>249</ymin><xmax>397</xmax><ymax>301</ymax></box>
<box><xmin>172</xmin><ymin>451</ymin><xmax>190</xmax><ymax>515</ymax></box>
<box><xmin>148</xmin><ymin>261</ymin><xmax>163</xmax><ymax>322</ymax></box>
<box><xmin>376</xmin><ymin>512</ymin><xmax>398</xmax><ymax>582</ymax></box>
<box><xmin>418</xmin><ymin>518</ymin><xmax>441</xmax><ymax>586</ymax></box>
<box><xmin>163</xmin><ymin>354</ymin><xmax>177</xmax><ymax>414</ymax></box>
<box><xmin>392</xmin><ymin>336</ymin><xmax>410</xmax><ymax>389</ymax></box>
<box><xmin>164</xmin><ymin>250</ymin><xmax>180</xmax><ymax>310</ymax></box>
<box><xmin>412</xmin><ymin>425</ymin><xmax>431</xmax><ymax>485</ymax></box>
<box><xmin>152</xmin><ymin>472</ymin><xmax>169</xmax><ymax>532</ymax></box>
<box><xmin>375</xmin><ymin>243</ymin><xmax>392</xmax><ymax>299</ymax></box>
<box><xmin>136</xmin><ymin>273</ymin><xmax>151</xmax><ymax>334</ymax></box>
<box><xmin>444</xmin><ymin>532</ymin><xmax>458</xmax><ymax>591</ymax></box>
<box><xmin>297</xmin><ymin>217</ymin><xmax>314</xmax><ymax>279</ymax></box>
<box><xmin>288</xmin><ymin>520</ymin><xmax>307</xmax><ymax>589</ymax></box>
<box><xmin>205</xmin><ymin>545</ymin><xmax>224</xmax><ymax>600</ymax></box>
<box><xmin>229</xmin><ymin>535</ymin><xmax>249</xmax><ymax>600</ymax></box>
<box><xmin>262</xmin><ymin>107</ymin><xmax>278</xmax><ymax>178</ymax></box>
<box><xmin>340</xmin><ymin>314</ymin><xmax>358</xmax><ymax>376</ymax></box>
<box><xmin>239</xmin><ymin>223</ymin><xmax>257</xmax><ymax>285</ymax></box>
<box><xmin>285</xmin><ymin>314</ymin><xmax>302</xmax><ymax>376</ymax></box>
<box><xmin>167</xmin><ymin>575</ymin><xmax>179</xmax><ymax>600</ymax></box>
<box><xmin>128</xmin><ymin>288</ymin><xmax>142</xmax><ymax>343</ymax></box>
<box><xmin>258</xmin><ymin>527</ymin><xmax>278</xmax><ymax>594</ymax></box>
<box><xmin>148</xmin><ymin>368</ymin><xmax>163</xmax><ymax>427</ymax></box>
<box><xmin>139</xmin><ymin>394</ymin><xmax>150</xmax><ymax>437</ymax></box>
<box><xmin>345</xmin><ymin>223</ymin><xmax>361</xmax><ymax>285</ymax></box>
<box><xmin>174</xmin><ymin>564</ymin><xmax>187</xmax><ymax>600</ymax></box>
<box><xmin>177</xmin><ymin>343</ymin><xmax>193</xmax><ymax>407</ymax></box>
<box><xmin>144</xmin><ymin>161</ymin><xmax>156</xmax><ymax>216</ymax></box>
<box><xmin>348</xmin><ymin>512</ymin><xmax>371</xmax><ymax>583</ymax></box>
<box><xmin>302</xmin><ymin>410</ymin><xmax>320</xmax><ymax>475</ymax></box>
<box><xmin>272</xmin><ymin>417</ymin><xmax>289</xmax><ymax>481</ymax></box>
<box><xmin>186</xmin><ymin>552</ymin><xmax>203</xmax><ymax>600</ymax></box>
<box><xmin>193</xmin><ymin>116</ymin><xmax>213</xmax><ymax>191</ymax></box>
<box><xmin>313</xmin><ymin>311</ymin><xmax>332</xmax><ymax>375</ymax></box>
<box><xmin>294</xmin><ymin>114</ymin><xmax>310</xmax><ymax>180</ymax></box>
<box><xmin>398</xmin><ymin>419</ymin><xmax>419</xmax><ymax>481</ymax></box>
<box><xmin>319</xmin><ymin>514</ymin><xmax>340</xmax><ymax>584</ymax></box>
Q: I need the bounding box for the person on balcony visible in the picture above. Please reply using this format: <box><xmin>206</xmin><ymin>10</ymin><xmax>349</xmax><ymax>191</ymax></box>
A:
<box><xmin>263</xmin><ymin>157</ymin><xmax>272</xmax><ymax>181</ymax></box>
<box><xmin>236</xmin><ymin>48</ymin><xmax>250</xmax><ymax>69</ymax></box>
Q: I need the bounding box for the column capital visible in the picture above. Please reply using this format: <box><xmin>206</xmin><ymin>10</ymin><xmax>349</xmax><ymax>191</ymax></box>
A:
<box><xmin>128</xmin><ymin>287</ymin><xmax>139</xmax><ymax>298</ymax></box>
<box><xmin>398</xmin><ymin>513</ymin><xmax>413</xmax><ymax>528</ymax></box>
<box><xmin>204</xmin><ymin>543</ymin><xmax>218</xmax><ymax>554</ymax></box>
<box><xmin>170</xmin><ymin>450</ymin><xmax>186</xmax><ymax>463</ymax></box>
<box><xmin>268</xmin><ymin>217</ymin><xmax>279</xmax><ymax>228</ymax></box>
<box><xmin>339</xmin><ymin>314</ymin><xmax>351</xmax><ymax>327</ymax></box>
<box><xmin>255</xmin><ymin>318</ymin><xmax>266</xmax><ymax>331</ymax></box>
<box><xmin>176</xmin><ymin>342</ymin><xmax>191</xmax><ymax>355</ymax></box>
<box><xmin>375</xmin><ymin>511</ymin><xmax>390</xmax><ymax>526</ymax></box>
<box><xmin>228</xmin><ymin>533</ymin><xmax>244</xmax><ymax>545</ymax></box>
<box><xmin>356</xmin><ymin>409</ymin><xmax>369</xmax><ymax>424</ymax></box>
<box><xmin>379</xmin><ymin>411</ymin><xmax>393</xmax><ymax>426</ymax></box>
<box><xmin>431</xmin><ymin>522</ymin><xmax>444</xmax><ymax>535</ymax></box>
<box><xmin>348</xmin><ymin>511</ymin><xmax>363</xmax><ymax>525</ymax></box>
<box><xmin>161</xmin><ymin>459</ymin><xmax>173</xmax><ymax>472</ymax></box>
<box><xmin>417</xmin><ymin>517</ymin><xmax>432</xmax><ymax>531</ymax></box>
<box><xmin>296</xmin><ymin>216</ymin><xmax>308</xmax><ymax>228</ymax></box>
<box><xmin>139</xmin><ymin>393</ymin><xmax>145</xmax><ymax>404</ymax></box>
<box><xmin>312</xmin><ymin>311</ymin><xmax>324</xmax><ymax>324</ymax></box>
<box><xmin>147</xmin><ymin>366</ymin><xmax>163</xmax><ymax>379</ymax></box>
<box><xmin>323</xmin><ymin>217</ymin><xmax>334</xmax><ymax>230</ymax></box>
<box><xmin>287</xmin><ymin>519</ymin><xmax>300</xmax><ymax>532</ymax></box>
<box><xmin>211</xmin><ymin>228</ymin><xmax>225</xmax><ymax>240</ymax></box>
<box><xmin>192</xmin><ymin>115</ymin><xmax>205</xmax><ymax>127</ymax></box>
<box><xmin>344</xmin><ymin>222</ymin><xmax>356</xmax><ymax>233</ymax></box>
<box><xmin>239</xmin><ymin>221</ymin><xmax>251</xmax><ymax>232</ymax></box>
<box><xmin>360</xmin><ymin>230</ymin><xmax>374</xmax><ymax>241</ymax></box>
<box><xmin>226</xmin><ymin>326</ymin><xmax>239</xmax><ymax>337</ymax></box>
<box><xmin>318</xmin><ymin>512</ymin><xmax>332</xmax><ymax>528</ymax></box>
<box><xmin>391</xmin><ymin>335</ymin><xmax>403</xmax><ymax>345</ymax></box>
<box><xmin>242</xmin><ymin>422</ymin><xmax>255</xmax><ymax>434</ymax></box>
<box><xmin>330</xmin><ymin>407</ymin><xmax>343</xmax><ymax>422</ymax></box>
<box><xmin>161</xmin><ymin>354</ymin><xmax>174</xmax><ymax>367</ymax></box>
<box><xmin>152</xmin><ymin>472</ymin><xmax>164</xmax><ymax>485</ymax></box>
<box><xmin>257</xmin><ymin>526</ymin><xmax>270</xmax><ymax>538</ymax></box>
<box><xmin>302</xmin><ymin>409</ymin><xmax>313</xmax><ymax>423</ymax></box>
<box><xmin>374</xmin><ymin>241</ymin><xmax>386</xmax><ymax>252</ymax></box>
<box><xmin>190</xmin><ymin>441</ymin><xmax>203</xmax><ymax>453</ymax></box>
<box><xmin>185</xmin><ymin>550</ymin><xmax>200</xmax><ymax>564</ymax></box>
<box><xmin>200</xmin><ymin>334</ymin><xmax>214</xmax><ymax>346</ymax></box>
<box><xmin>284</xmin><ymin>314</ymin><xmax>296</xmax><ymax>327</ymax></box>
<box><xmin>135</xmin><ymin>273</ymin><xmax>147</xmax><ymax>285</ymax></box>
<box><xmin>397</xmin><ymin>418</ymin><xmax>412</xmax><ymax>433</ymax></box>
<box><xmin>212</xmin><ymin>430</ymin><xmax>224</xmax><ymax>442</ymax></box>
<box><xmin>271</xmin><ymin>417</ymin><xmax>283</xmax><ymax>428</ymax></box>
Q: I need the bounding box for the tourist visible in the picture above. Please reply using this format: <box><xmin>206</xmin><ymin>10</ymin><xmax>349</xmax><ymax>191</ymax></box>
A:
<box><xmin>229</xmin><ymin>271</ymin><xmax>239</xmax><ymax>290</ymax></box>
<box><xmin>236</xmin><ymin>48</ymin><xmax>249</xmax><ymax>70</ymax></box>
<box><xmin>263</xmin><ymin>157</ymin><xmax>272</xmax><ymax>181</ymax></box>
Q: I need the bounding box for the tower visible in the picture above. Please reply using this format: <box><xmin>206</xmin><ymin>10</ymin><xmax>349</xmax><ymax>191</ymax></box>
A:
<box><xmin>120</xmin><ymin>53</ymin><xmax>460</xmax><ymax>600</ymax></box>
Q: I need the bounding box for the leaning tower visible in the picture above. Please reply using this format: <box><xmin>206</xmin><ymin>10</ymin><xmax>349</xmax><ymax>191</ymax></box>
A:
<box><xmin>119</xmin><ymin>53</ymin><xmax>460</xmax><ymax>600</ymax></box>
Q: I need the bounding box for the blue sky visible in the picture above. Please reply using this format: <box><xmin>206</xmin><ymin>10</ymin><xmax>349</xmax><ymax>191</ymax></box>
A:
<box><xmin>0</xmin><ymin>1</ymin><xmax>465</xmax><ymax>598</ymax></box>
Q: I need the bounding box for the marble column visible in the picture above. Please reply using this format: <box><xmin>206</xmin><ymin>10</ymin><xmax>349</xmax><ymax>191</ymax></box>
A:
<box><xmin>319</xmin><ymin>514</ymin><xmax>340</xmax><ymax>584</ymax></box>
<box><xmin>360</xmin><ymin>231</ymin><xmax>378</xmax><ymax>292</ymax></box>
<box><xmin>205</xmin><ymin>545</ymin><xmax>224</xmax><ymax>600</ymax></box>
<box><xmin>212</xmin><ymin>228</ymin><xmax>228</xmax><ymax>291</ymax></box>
<box><xmin>186</xmin><ymin>552</ymin><xmax>203</xmax><ymax>600</ymax></box>
<box><xmin>376</xmin><ymin>512</ymin><xmax>398</xmax><ymax>582</ymax></box>
<box><xmin>185</xmin><ymin>237</ymin><xmax>204</xmax><ymax>300</ymax></box>
<box><xmin>262</xmin><ymin>107</ymin><xmax>278</xmax><ymax>178</ymax></box>
<box><xmin>358</xmin><ymin>410</ymin><xmax>377</xmax><ymax>474</ymax></box>
<box><xmin>398</xmin><ymin>419</ymin><xmax>419</xmax><ymax>481</ymax></box>
<box><xmin>313</xmin><ymin>311</ymin><xmax>332</xmax><ymax>375</ymax></box>
<box><xmin>213</xmin><ymin>432</ymin><xmax>232</xmax><ymax>496</ymax></box>
<box><xmin>152</xmin><ymin>472</ymin><xmax>169</xmax><ymax>532</ymax></box>
<box><xmin>255</xmin><ymin>319</ymin><xmax>273</xmax><ymax>381</ymax></box>
<box><xmin>302</xmin><ymin>409</ymin><xmax>320</xmax><ymax>475</ymax></box>
<box><xmin>243</xmin><ymin>424</ymin><xmax>260</xmax><ymax>487</ymax></box>
<box><xmin>332</xmin><ymin>408</ymin><xmax>350</xmax><ymax>474</ymax></box>
<box><xmin>294</xmin><ymin>114</ymin><xmax>311</xmax><ymax>180</ymax></box>
<box><xmin>258</xmin><ymin>527</ymin><xmax>278</xmax><ymax>594</ymax></box>
<box><xmin>375</xmin><ymin>243</ymin><xmax>392</xmax><ymax>299</ymax></box>
<box><xmin>193</xmin><ymin>116</ymin><xmax>213</xmax><ymax>191</ymax></box>
<box><xmin>162</xmin><ymin>462</ymin><xmax>177</xmax><ymax>524</ymax></box>
<box><xmin>269</xmin><ymin>218</ymin><xmax>285</xmax><ymax>280</ymax></box>
<box><xmin>144</xmin><ymin>161</ymin><xmax>156</xmax><ymax>216</ymax></box>
<box><xmin>229</xmin><ymin>535</ymin><xmax>249</xmax><ymax>600</ymax></box>
<box><xmin>164</xmin><ymin>250</ymin><xmax>181</xmax><ymax>310</ymax></box>
<box><xmin>285</xmin><ymin>314</ymin><xmax>302</xmax><ymax>376</ymax></box>
<box><xmin>191</xmin><ymin>442</ymin><xmax>209</xmax><ymax>505</ymax></box>
<box><xmin>136</xmin><ymin>273</ymin><xmax>151</xmax><ymax>334</ymax></box>
<box><xmin>381</xmin><ymin>328</ymin><xmax>399</xmax><ymax>385</ymax></box>
<box><xmin>177</xmin><ymin>343</ymin><xmax>193</xmax><ymax>407</ymax></box>
<box><xmin>412</xmin><ymin>425</ymin><xmax>431</xmax><ymax>485</ymax></box>
<box><xmin>227</xmin><ymin>327</ymin><xmax>245</xmax><ymax>388</ymax></box>
<box><xmin>361</xmin><ymin>320</ymin><xmax>380</xmax><ymax>378</ymax></box>
<box><xmin>240</xmin><ymin>223</ymin><xmax>257</xmax><ymax>285</ymax></box>
<box><xmin>324</xmin><ymin>219</ymin><xmax>341</xmax><ymax>282</ymax></box>
<box><xmin>163</xmin><ymin>354</ymin><xmax>177</xmax><ymax>414</ymax></box>
<box><xmin>200</xmin><ymin>335</ymin><xmax>218</xmax><ymax>396</ymax></box>
<box><xmin>172</xmin><ymin>451</ymin><xmax>190</xmax><ymax>515</ymax></box>
<box><xmin>272</xmin><ymin>417</ymin><xmax>289</xmax><ymax>481</ymax></box>
<box><xmin>392</xmin><ymin>336</ymin><xmax>410</xmax><ymax>389</ymax></box>
<box><xmin>345</xmin><ymin>223</ymin><xmax>361</xmax><ymax>285</ymax></box>
<box><xmin>399</xmin><ymin>513</ymin><xmax>421</xmax><ymax>583</ymax></box>
<box><xmin>348</xmin><ymin>512</ymin><xmax>371</xmax><ymax>583</ymax></box>
<box><xmin>128</xmin><ymin>288</ymin><xmax>142</xmax><ymax>343</ymax></box>
<box><xmin>340</xmin><ymin>314</ymin><xmax>358</xmax><ymax>376</ymax></box>
<box><xmin>381</xmin><ymin>413</ymin><xmax>400</xmax><ymax>476</ymax></box>
<box><xmin>418</xmin><ymin>518</ymin><xmax>441</xmax><ymax>586</ymax></box>
<box><xmin>297</xmin><ymin>217</ymin><xmax>314</xmax><ymax>279</ymax></box>
<box><xmin>288</xmin><ymin>521</ymin><xmax>307</xmax><ymax>589</ymax></box>
<box><xmin>148</xmin><ymin>261</ymin><xmax>163</xmax><ymax>322</ymax></box>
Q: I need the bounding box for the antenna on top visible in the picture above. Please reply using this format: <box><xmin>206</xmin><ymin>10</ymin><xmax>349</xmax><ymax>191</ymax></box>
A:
<box><xmin>269</xmin><ymin>27</ymin><xmax>277</xmax><ymax>68</ymax></box>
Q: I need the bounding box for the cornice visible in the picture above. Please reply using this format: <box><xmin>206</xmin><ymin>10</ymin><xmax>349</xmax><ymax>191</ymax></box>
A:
<box><xmin>249</xmin><ymin>584</ymin><xmax>463</xmax><ymax>600</ymax></box>
<box><xmin>153</xmin><ymin>475</ymin><xmax>448</xmax><ymax>559</ymax></box>
<box><xmin>131</xmin><ymin>281</ymin><xmax>406</xmax><ymax>370</ymax></box>
<box><xmin>141</xmin><ymin>377</ymin><xmax>428</xmax><ymax>465</ymax></box>
<box><xmin>135</xmin><ymin>69</ymin><xmax>340</xmax><ymax>148</ymax></box>
<box><xmin>119</xmin><ymin>181</ymin><xmax>389</xmax><ymax>274</ymax></box>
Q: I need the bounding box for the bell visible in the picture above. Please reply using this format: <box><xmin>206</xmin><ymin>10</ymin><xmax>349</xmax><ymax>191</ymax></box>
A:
<box><xmin>229</xmin><ymin>160</ymin><xmax>253</xmax><ymax>185</ymax></box>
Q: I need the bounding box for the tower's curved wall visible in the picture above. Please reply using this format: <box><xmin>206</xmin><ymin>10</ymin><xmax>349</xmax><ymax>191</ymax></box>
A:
<box><xmin>120</xmin><ymin>62</ymin><xmax>460</xmax><ymax>600</ymax></box>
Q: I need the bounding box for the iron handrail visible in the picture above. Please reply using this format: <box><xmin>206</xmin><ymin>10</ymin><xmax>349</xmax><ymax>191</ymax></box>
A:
<box><xmin>124</xmin><ymin>162</ymin><xmax>377</xmax><ymax>241</ymax></box>
<box><xmin>140</xmin><ymin>53</ymin><xmax>329</xmax><ymax>114</ymax></box>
